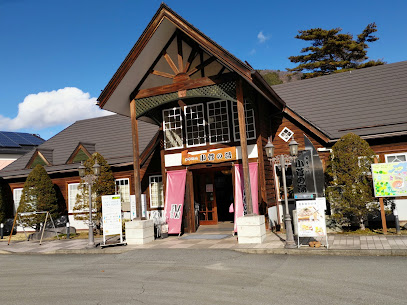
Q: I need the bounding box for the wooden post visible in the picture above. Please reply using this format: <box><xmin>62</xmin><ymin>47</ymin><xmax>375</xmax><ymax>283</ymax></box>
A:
<box><xmin>236</xmin><ymin>79</ymin><xmax>253</xmax><ymax>215</ymax></box>
<box><xmin>130</xmin><ymin>99</ymin><xmax>143</xmax><ymax>220</ymax></box>
<box><xmin>374</xmin><ymin>156</ymin><xmax>387</xmax><ymax>234</ymax></box>
<box><xmin>187</xmin><ymin>171</ymin><xmax>195</xmax><ymax>233</ymax></box>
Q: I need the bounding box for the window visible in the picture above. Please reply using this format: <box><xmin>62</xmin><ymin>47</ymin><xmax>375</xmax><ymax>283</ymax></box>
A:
<box><xmin>115</xmin><ymin>178</ymin><xmax>130</xmax><ymax>211</ymax></box>
<box><xmin>207</xmin><ymin>100</ymin><xmax>230</xmax><ymax>144</ymax></box>
<box><xmin>13</xmin><ymin>188</ymin><xmax>23</xmax><ymax>214</ymax></box>
<box><xmin>163</xmin><ymin>107</ymin><xmax>183</xmax><ymax>149</ymax></box>
<box><xmin>385</xmin><ymin>153</ymin><xmax>407</xmax><ymax>163</ymax></box>
<box><xmin>68</xmin><ymin>183</ymin><xmax>81</xmax><ymax>212</ymax></box>
<box><xmin>149</xmin><ymin>175</ymin><xmax>164</xmax><ymax>208</ymax></box>
<box><xmin>278</xmin><ymin>127</ymin><xmax>294</xmax><ymax>142</ymax></box>
<box><xmin>185</xmin><ymin>103</ymin><xmax>206</xmax><ymax>147</ymax></box>
<box><xmin>231</xmin><ymin>99</ymin><xmax>256</xmax><ymax>141</ymax></box>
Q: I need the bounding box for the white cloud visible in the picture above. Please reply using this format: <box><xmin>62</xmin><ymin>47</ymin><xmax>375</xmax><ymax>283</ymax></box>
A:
<box><xmin>0</xmin><ymin>87</ymin><xmax>113</xmax><ymax>131</ymax></box>
<box><xmin>249</xmin><ymin>49</ymin><xmax>256</xmax><ymax>55</ymax></box>
<box><xmin>257</xmin><ymin>31</ymin><xmax>270</xmax><ymax>43</ymax></box>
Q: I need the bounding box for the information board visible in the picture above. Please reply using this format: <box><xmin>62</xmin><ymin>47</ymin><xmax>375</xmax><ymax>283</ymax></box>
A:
<box><xmin>296</xmin><ymin>200</ymin><xmax>327</xmax><ymax>237</ymax></box>
<box><xmin>372</xmin><ymin>162</ymin><xmax>407</xmax><ymax>197</ymax></box>
<box><xmin>102</xmin><ymin>195</ymin><xmax>122</xmax><ymax>236</ymax></box>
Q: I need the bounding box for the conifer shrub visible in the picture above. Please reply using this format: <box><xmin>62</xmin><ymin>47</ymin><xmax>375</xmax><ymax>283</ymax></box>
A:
<box><xmin>326</xmin><ymin>133</ymin><xmax>382</xmax><ymax>230</ymax></box>
<box><xmin>0</xmin><ymin>177</ymin><xmax>13</xmax><ymax>223</ymax></box>
<box><xmin>74</xmin><ymin>152</ymin><xmax>115</xmax><ymax>233</ymax></box>
<box><xmin>18</xmin><ymin>164</ymin><xmax>58</xmax><ymax>230</ymax></box>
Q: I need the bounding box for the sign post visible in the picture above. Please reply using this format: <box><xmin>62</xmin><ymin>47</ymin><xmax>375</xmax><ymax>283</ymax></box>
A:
<box><xmin>102</xmin><ymin>195</ymin><xmax>125</xmax><ymax>248</ymax></box>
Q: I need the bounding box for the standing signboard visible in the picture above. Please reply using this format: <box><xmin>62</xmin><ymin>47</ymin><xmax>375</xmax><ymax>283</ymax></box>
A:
<box><xmin>296</xmin><ymin>199</ymin><xmax>328</xmax><ymax>248</ymax></box>
<box><xmin>102</xmin><ymin>195</ymin><xmax>123</xmax><ymax>246</ymax></box>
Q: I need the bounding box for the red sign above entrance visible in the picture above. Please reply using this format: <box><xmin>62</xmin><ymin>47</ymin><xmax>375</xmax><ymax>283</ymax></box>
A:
<box><xmin>181</xmin><ymin>147</ymin><xmax>237</xmax><ymax>165</ymax></box>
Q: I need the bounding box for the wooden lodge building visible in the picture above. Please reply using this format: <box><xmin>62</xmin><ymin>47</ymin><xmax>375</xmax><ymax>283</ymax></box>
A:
<box><xmin>2</xmin><ymin>4</ymin><xmax>407</xmax><ymax>231</ymax></box>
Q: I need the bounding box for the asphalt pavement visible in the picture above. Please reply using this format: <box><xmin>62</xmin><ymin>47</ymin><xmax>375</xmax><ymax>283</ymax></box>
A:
<box><xmin>0</xmin><ymin>249</ymin><xmax>406</xmax><ymax>305</ymax></box>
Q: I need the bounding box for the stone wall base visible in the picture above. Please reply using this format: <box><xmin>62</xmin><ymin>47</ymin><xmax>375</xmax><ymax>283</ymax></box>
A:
<box><xmin>125</xmin><ymin>220</ymin><xmax>154</xmax><ymax>245</ymax></box>
<box><xmin>237</xmin><ymin>215</ymin><xmax>266</xmax><ymax>244</ymax></box>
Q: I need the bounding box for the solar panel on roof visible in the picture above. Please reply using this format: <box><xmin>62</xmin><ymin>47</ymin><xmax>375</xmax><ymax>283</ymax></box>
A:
<box><xmin>0</xmin><ymin>132</ymin><xmax>20</xmax><ymax>148</ymax></box>
<box><xmin>21</xmin><ymin>134</ymin><xmax>44</xmax><ymax>145</ymax></box>
<box><xmin>1</xmin><ymin>131</ymin><xmax>44</xmax><ymax>146</ymax></box>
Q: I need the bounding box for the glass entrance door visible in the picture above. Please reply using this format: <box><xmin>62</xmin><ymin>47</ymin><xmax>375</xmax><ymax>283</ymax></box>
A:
<box><xmin>196</xmin><ymin>172</ymin><xmax>218</xmax><ymax>225</ymax></box>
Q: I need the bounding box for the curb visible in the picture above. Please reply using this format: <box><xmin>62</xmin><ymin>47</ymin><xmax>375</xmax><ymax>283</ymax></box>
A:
<box><xmin>0</xmin><ymin>247</ymin><xmax>133</xmax><ymax>255</ymax></box>
<box><xmin>234</xmin><ymin>248</ymin><xmax>407</xmax><ymax>257</ymax></box>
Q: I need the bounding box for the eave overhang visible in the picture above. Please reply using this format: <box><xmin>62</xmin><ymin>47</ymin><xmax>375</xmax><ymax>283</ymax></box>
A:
<box><xmin>97</xmin><ymin>3</ymin><xmax>284</xmax><ymax>117</ymax></box>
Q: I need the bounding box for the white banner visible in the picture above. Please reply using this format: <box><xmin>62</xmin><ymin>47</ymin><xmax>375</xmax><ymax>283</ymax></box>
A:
<box><xmin>130</xmin><ymin>194</ymin><xmax>147</xmax><ymax>219</ymax></box>
<box><xmin>102</xmin><ymin>195</ymin><xmax>122</xmax><ymax>236</ymax></box>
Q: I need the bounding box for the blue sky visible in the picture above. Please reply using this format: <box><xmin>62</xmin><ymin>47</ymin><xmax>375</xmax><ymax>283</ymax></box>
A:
<box><xmin>1</xmin><ymin>0</ymin><xmax>406</xmax><ymax>139</ymax></box>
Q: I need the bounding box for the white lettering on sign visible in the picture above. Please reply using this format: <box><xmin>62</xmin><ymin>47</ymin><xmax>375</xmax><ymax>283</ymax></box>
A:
<box><xmin>225</xmin><ymin>151</ymin><xmax>232</xmax><ymax>159</ymax></box>
<box><xmin>170</xmin><ymin>204</ymin><xmax>182</xmax><ymax>219</ymax></box>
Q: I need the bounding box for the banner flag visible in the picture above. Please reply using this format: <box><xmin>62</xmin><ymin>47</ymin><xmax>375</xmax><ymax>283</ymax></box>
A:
<box><xmin>234</xmin><ymin>163</ymin><xmax>259</xmax><ymax>232</ymax></box>
<box><xmin>164</xmin><ymin>169</ymin><xmax>187</xmax><ymax>234</ymax></box>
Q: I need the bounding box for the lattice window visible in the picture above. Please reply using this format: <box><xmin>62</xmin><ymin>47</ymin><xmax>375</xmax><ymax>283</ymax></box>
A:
<box><xmin>13</xmin><ymin>188</ymin><xmax>23</xmax><ymax>214</ymax></box>
<box><xmin>207</xmin><ymin>100</ymin><xmax>230</xmax><ymax>144</ymax></box>
<box><xmin>149</xmin><ymin>175</ymin><xmax>164</xmax><ymax>208</ymax></box>
<box><xmin>278</xmin><ymin>127</ymin><xmax>294</xmax><ymax>142</ymax></box>
<box><xmin>68</xmin><ymin>183</ymin><xmax>81</xmax><ymax>212</ymax></box>
<box><xmin>115</xmin><ymin>178</ymin><xmax>130</xmax><ymax>211</ymax></box>
<box><xmin>163</xmin><ymin>107</ymin><xmax>183</xmax><ymax>149</ymax></box>
<box><xmin>185</xmin><ymin>103</ymin><xmax>206</xmax><ymax>147</ymax></box>
<box><xmin>385</xmin><ymin>153</ymin><xmax>407</xmax><ymax>163</ymax></box>
<box><xmin>232</xmin><ymin>100</ymin><xmax>256</xmax><ymax>142</ymax></box>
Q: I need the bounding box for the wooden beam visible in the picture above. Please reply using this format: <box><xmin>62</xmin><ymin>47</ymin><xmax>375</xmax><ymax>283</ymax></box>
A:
<box><xmin>164</xmin><ymin>52</ymin><xmax>179</xmax><ymax>74</ymax></box>
<box><xmin>133</xmin><ymin>72</ymin><xmax>237</xmax><ymax>100</ymax></box>
<box><xmin>187</xmin><ymin>56</ymin><xmax>217</xmax><ymax>77</ymax></box>
<box><xmin>200</xmin><ymin>51</ymin><xmax>205</xmax><ymax>78</ymax></box>
<box><xmin>217</xmin><ymin>66</ymin><xmax>226</xmax><ymax>76</ymax></box>
<box><xmin>130</xmin><ymin>99</ymin><xmax>143</xmax><ymax>220</ymax></box>
<box><xmin>236</xmin><ymin>79</ymin><xmax>253</xmax><ymax>215</ymax></box>
<box><xmin>151</xmin><ymin>70</ymin><xmax>175</xmax><ymax>79</ymax></box>
<box><xmin>130</xmin><ymin>32</ymin><xmax>178</xmax><ymax>100</ymax></box>
<box><xmin>177</xmin><ymin>34</ymin><xmax>184</xmax><ymax>72</ymax></box>
<box><xmin>183</xmin><ymin>48</ymin><xmax>198</xmax><ymax>73</ymax></box>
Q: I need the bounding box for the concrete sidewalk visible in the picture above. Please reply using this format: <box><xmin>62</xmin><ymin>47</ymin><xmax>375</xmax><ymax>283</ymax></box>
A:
<box><xmin>1</xmin><ymin>231</ymin><xmax>407</xmax><ymax>256</ymax></box>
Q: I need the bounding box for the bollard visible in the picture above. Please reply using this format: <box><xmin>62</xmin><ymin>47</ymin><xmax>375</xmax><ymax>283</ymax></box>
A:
<box><xmin>0</xmin><ymin>223</ymin><xmax>3</xmax><ymax>239</ymax></box>
<box><xmin>66</xmin><ymin>222</ymin><xmax>70</xmax><ymax>240</ymax></box>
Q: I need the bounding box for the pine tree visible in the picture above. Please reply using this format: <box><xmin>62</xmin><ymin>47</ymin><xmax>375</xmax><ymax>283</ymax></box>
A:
<box><xmin>326</xmin><ymin>133</ymin><xmax>378</xmax><ymax>230</ymax></box>
<box><xmin>0</xmin><ymin>177</ymin><xmax>13</xmax><ymax>223</ymax></box>
<box><xmin>18</xmin><ymin>165</ymin><xmax>58</xmax><ymax>229</ymax></box>
<box><xmin>288</xmin><ymin>23</ymin><xmax>384</xmax><ymax>78</ymax></box>
<box><xmin>263</xmin><ymin>72</ymin><xmax>283</xmax><ymax>86</ymax></box>
<box><xmin>74</xmin><ymin>153</ymin><xmax>115</xmax><ymax>233</ymax></box>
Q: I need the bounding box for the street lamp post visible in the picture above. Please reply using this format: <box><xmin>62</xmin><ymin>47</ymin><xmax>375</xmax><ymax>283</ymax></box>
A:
<box><xmin>265</xmin><ymin>137</ymin><xmax>298</xmax><ymax>249</ymax></box>
<box><xmin>79</xmin><ymin>160</ymin><xmax>101</xmax><ymax>248</ymax></box>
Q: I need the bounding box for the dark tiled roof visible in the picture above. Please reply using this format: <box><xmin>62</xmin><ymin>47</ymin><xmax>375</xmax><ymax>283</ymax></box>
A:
<box><xmin>272</xmin><ymin>61</ymin><xmax>407</xmax><ymax>140</ymax></box>
<box><xmin>0</xmin><ymin>115</ymin><xmax>158</xmax><ymax>178</ymax></box>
